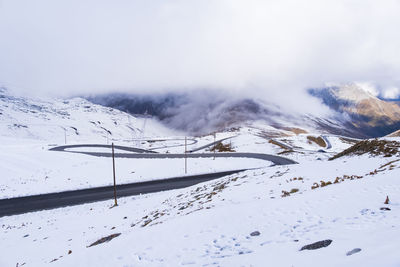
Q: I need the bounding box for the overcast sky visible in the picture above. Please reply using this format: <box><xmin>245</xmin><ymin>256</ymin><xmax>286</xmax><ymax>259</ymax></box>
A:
<box><xmin>1</xmin><ymin>0</ymin><xmax>400</xmax><ymax>109</ymax></box>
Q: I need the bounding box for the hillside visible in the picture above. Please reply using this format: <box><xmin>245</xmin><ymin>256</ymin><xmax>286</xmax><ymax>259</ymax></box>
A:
<box><xmin>309</xmin><ymin>84</ymin><xmax>400</xmax><ymax>137</ymax></box>
<box><xmin>0</xmin><ymin>88</ymin><xmax>176</xmax><ymax>144</ymax></box>
<box><xmin>87</xmin><ymin>92</ymin><xmax>362</xmax><ymax>138</ymax></box>
<box><xmin>1</xmin><ymin>133</ymin><xmax>399</xmax><ymax>266</ymax></box>
<box><xmin>387</xmin><ymin>129</ymin><xmax>400</xmax><ymax>137</ymax></box>
<box><xmin>1</xmin><ymin>88</ymin><xmax>399</xmax><ymax>266</ymax></box>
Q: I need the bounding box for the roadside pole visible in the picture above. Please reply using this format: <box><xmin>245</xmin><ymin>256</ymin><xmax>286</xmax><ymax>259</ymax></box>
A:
<box><xmin>112</xmin><ymin>143</ymin><xmax>118</xmax><ymax>206</ymax></box>
<box><xmin>185</xmin><ymin>136</ymin><xmax>187</xmax><ymax>174</ymax></box>
<box><xmin>64</xmin><ymin>128</ymin><xmax>67</xmax><ymax>144</ymax></box>
<box><xmin>213</xmin><ymin>132</ymin><xmax>216</xmax><ymax>160</ymax></box>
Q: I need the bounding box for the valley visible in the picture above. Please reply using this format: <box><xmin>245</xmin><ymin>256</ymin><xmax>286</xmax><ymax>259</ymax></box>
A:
<box><xmin>0</xmin><ymin>88</ymin><xmax>399</xmax><ymax>266</ymax></box>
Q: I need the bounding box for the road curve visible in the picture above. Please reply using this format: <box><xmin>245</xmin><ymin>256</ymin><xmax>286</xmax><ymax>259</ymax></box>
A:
<box><xmin>50</xmin><ymin>144</ymin><xmax>157</xmax><ymax>154</ymax></box>
<box><xmin>0</xmin><ymin>144</ymin><xmax>297</xmax><ymax>217</ymax></box>
<box><xmin>140</xmin><ymin>138</ymin><xmax>198</xmax><ymax>151</ymax></box>
<box><xmin>50</xmin><ymin>144</ymin><xmax>298</xmax><ymax>165</ymax></box>
<box><xmin>321</xmin><ymin>135</ymin><xmax>332</xmax><ymax>149</ymax></box>
<box><xmin>187</xmin><ymin>136</ymin><xmax>237</xmax><ymax>153</ymax></box>
<box><xmin>0</xmin><ymin>169</ymin><xmax>249</xmax><ymax>217</ymax></box>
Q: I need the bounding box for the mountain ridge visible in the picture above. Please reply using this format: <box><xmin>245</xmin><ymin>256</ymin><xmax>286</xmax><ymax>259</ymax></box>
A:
<box><xmin>88</xmin><ymin>85</ymin><xmax>400</xmax><ymax>138</ymax></box>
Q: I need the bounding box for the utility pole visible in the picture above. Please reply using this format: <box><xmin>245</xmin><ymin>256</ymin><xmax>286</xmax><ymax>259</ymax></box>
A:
<box><xmin>140</xmin><ymin>110</ymin><xmax>148</xmax><ymax>148</ymax></box>
<box><xmin>112</xmin><ymin>143</ymin><xmax>118</xmax><ymax>206</ymax></box>
<box><xmin>185</xmin><ymin>136</ymin><xmax>187</xmax><ymax>174</ymax></box>
<box><xmin>128</xmin><ymin>113</ymin><xmax>134</xmax><ymax>146</ymax></box>
<box><xmin>213</xmin><ymin>132</ymin><xmax>216</xmax><ymax>160</ymax></box>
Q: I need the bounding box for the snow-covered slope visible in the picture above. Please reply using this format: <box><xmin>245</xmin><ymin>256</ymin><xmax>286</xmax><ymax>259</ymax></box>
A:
<box><xmin>1</xmin><ymin>87</ymin><xmax>400</xmax><ymax>266</ymax></box>
<box><xmin>309</xmin><ymin>83</ymin><xmax>400</xmax><ymax>137</ymax></box>
<box><xmin>1</xmin><ymin>139</ymin><xmax>400</xmax><ymax>266</ymax></box>
<box><xmin>0</xmin><ymin>87</ymin><xmax>177</xmax><ymax>144</ymax></box>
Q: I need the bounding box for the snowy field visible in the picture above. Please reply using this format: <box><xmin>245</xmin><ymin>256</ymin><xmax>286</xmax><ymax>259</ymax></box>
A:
<box><xmin>1</xmin><ymin>152</ymin><xmax>399</xmax><ymax>266</ymax></box>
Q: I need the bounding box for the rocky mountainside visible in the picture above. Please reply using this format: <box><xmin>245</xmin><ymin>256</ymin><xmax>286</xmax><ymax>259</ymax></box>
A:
<box><xmin>309</xmin><ymin>83</ymin><xmax>400</xmax><ymax>137</ymax></box>
<box><xmin>387</xmin><ymin>129</ymin><xmax>400</xmax><ymax>137</ymax></box>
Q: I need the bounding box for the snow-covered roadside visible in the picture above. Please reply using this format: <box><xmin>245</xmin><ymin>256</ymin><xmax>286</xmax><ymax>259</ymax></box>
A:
<box><xmin>1</xmin><ymin>153</ymin><xmax>399</xmax><ymax>266</ymax></box>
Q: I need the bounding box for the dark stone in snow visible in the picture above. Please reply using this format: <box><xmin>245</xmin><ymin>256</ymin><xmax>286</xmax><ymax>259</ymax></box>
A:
<box><xmin>300</xmin><ymin>239</ymin><xmax>332</xmax><ymax>251</ymax></box>
<box><xmin>88</xmin><ymin>233</ymin><xmax>121</xmax><ymax>247</ymax></box>
<box><xmin>380</xmin><ymin>207</ymin><xmax>391</xmax><ymax>211</ymax></box>
<box><xmin>346</xmin><ymin>248</ymin><xmax>362</xmax><ymax>256</ymax></box>
<box><xmin>250</xmin><ymin>231</ymin><xmax>261</xmax><ymax>236</ymax></box>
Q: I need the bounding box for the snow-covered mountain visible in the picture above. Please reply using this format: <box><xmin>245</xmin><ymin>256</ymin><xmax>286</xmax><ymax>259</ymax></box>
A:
<box><xmin>87</xmin><ymin>91</ymin><xmax>363</xmax><ymax>138</ymax></box>
<box><xmin>387</xmin><ymin>129</ymin><xmax>400</xmax><ymax>137</ymax></box>
<box><xmin>2</xmin><ymin>86</ymin><xmax>400</xmax><ymax>267</ymax></box>
<box><xmin>87</xmin><ymin>83</ymin><xmax>400</xmax><ymax>138</ymax></box>
<box><xmin>0</xmin><ymin>87</ymin><xmax>176</xmax><ymax>143</ymax></box>
<box><xmin>309</xmin><ymin>83</ymin><xmax>400</xmax><ymax>137</ymax></box>
<box><xmin>2</xmin><ymin>83</ymin><xmax>398</xmax><ymax>142</ymax></box>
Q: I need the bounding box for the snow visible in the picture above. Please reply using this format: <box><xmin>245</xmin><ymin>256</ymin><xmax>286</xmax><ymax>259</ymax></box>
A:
<box><xmin>1</xmin><ymin>90</ymin><xmax>399</xmax><ymax>266</ymax></box>
<box><xmin>333</xmin><ymin>83</ymin><xmax>377</xmax><ymax>102</ymax></box>
<box><xmin>1</xmin><ymin>153</ymin><xmax>400</xmax><ymax>266</ymax></box>
<box><xmin>0</xmin><ymin>90</ymin><xmax>179</xmax><ymax>144</ymax></box>
<box><xmin>0</xmin><ymin>136</ymin><xmax>269</xmax><ymax>198</ymax></box>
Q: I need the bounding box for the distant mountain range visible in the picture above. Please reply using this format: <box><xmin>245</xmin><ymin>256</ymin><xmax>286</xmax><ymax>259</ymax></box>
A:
<box><xmin>87</xmin><ymin>84</ymin><xmax>400</xmax><ymax>138</ymax></box>
<box><xmin>1</xmin><ymin>84</ymin><xmax>397</xmax><ymax>140</ymax></box>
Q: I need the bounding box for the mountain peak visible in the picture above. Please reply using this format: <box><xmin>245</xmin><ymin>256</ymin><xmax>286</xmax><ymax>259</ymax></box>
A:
<box><xmin>332</xmin><ymin>83</ymin><xmax>378</xmax><ymax>102</ymax></box>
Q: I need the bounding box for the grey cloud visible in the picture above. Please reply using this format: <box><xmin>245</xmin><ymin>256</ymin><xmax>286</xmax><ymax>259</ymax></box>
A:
<box><xmin>1</xmin><ymin>0</ymin><xmax>400</xmax><ymax>112</ymax></box>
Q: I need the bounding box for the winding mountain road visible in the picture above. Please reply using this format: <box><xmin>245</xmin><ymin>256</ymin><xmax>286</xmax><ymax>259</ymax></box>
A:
<box><xmin>50</xmin><ymin>144</ymin><xmax>297</xmax><ymax>165</ymax></box>
<box><xmin>0</xmin><ymin>143</ymin><xmax>297</xmax><ymax>217</ymax></box>
<box><xmin>187</xmin><ymin>136</ymin><xmax>237</xmax><ymax>153</ymax></box>
<box><xmin>321</xmin><ymin>135</ymin><xmax>332</xmax><ymax>149</ymax></box>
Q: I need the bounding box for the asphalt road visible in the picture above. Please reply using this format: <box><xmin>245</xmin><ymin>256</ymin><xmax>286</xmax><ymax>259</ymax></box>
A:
<box><xmin>145</xmin><ymin>138</ymin><xmax>197</xmax><ymax>151</ymax></box>
<box><xmin>50</xmin><ymin>143</ymin><xmax>157</xmax><ymax>153</ymax></box>
<box><xmin>50</xmin><ymin>144</ymin><xmax>298</xmax><ymax>165</ymax></box>
<box><xmin>321</xmin><ymin>135</ymin><xmax>332</xmax><ymax>149</ymax></box>
<box><xmin>187</xmin><ymin>136</ymin><xmax>237</xmax><ymax>153</ymax></box>
<box><xmin>0</xmin><ymin>144</ymin><xmax>297</xmax><ymax>217</ymax></box>
<box><xmin>0</xmin><ymin>169</ymin><xmax>249</xmax><ymax>217</ymax></box>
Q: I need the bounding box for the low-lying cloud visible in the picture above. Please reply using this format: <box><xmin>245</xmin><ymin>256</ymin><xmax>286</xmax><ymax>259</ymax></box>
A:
<box><xmin>1</xmin><ymin>0</ymin><xmax>400</xmax><ymax>112</ymax></box>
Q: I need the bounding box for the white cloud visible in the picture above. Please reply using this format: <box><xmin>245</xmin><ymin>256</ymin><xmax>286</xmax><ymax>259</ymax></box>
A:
<box><xmin>0</xmin><ymin>0</ymin><xmax>400</xmax><ymax>112</ymax></box>
<box><xmin>383</xmin><ymin>87</ymin><xmax>400</xmax><ymax>99</ymax></box>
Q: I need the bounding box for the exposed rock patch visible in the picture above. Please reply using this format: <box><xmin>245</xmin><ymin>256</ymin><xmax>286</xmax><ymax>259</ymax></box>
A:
<box><xmin>346</xmin><ymin>248</ymin><xmax>362</xmax><ymax>256</ymax></box>
<box><xmin>300</xmin><ymin>239</ymin><xmax>332</xmax><ymax>251</ymax></box>
<box><xmin>330</xmin><ymin>139</ymin><xmax>400</xmax><ymax>160</ymax></box>
<box><xmin>88</xmin><ymin>233</ymin><xmax>121</xmax><ymax>247</ymax></box>
<box><xmin>250</xmin><ymin>231</ymin><xmax>261</xmax><ymax>237</ymax></box>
